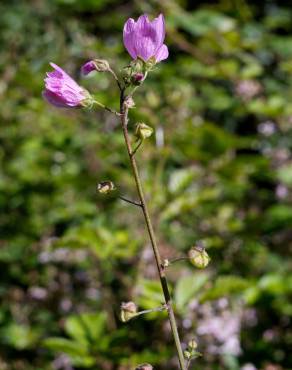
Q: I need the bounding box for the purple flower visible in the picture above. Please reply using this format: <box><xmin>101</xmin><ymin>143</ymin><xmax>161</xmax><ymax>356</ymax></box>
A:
<box><xmin>123</xmin><ymin>14</ymin><xmax>169</xmax><ymax>63</ymax></box>
<box><xmin>81</xmin><ymin>59</ymin><xmax>110</xmax><ymax>75</ymax></box>
<box><xmin>43</xmin><ymin>63</ymin><xmax>89</xmax><ymax>108</ymax></box>
<box><xmin>81</xmin><ymin>61</ymin><xmax>97</xmax><ymax>76</ymax></box>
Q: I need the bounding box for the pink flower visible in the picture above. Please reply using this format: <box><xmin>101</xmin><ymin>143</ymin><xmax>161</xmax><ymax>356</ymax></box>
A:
<box><xmin>43</xmin><ymin>63</ymin><xmax>89</xmax><ymax>108</ymax></box>
<box><xmin>123</xmin><ymin>14</ymin><xmax>169</xmax><ymax>63</ymax></box>
<box><xmin>81</xmin><ymin>59</ymin><xmax>110</xmax><ymax>75</ymax></box>
<box><xmin>81</xmin><ymin>61</ymin><xmax>97</xmax><ymax>76</ymax></box>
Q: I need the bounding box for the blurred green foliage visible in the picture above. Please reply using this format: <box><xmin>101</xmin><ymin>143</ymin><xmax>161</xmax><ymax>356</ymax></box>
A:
<box><xmin>0</xmin><ymin>0</ymin><xmax>292</xmax><ymax>369</ymax></box>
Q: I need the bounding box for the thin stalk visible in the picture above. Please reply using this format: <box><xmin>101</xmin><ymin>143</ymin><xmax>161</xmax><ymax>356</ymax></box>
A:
<box><xmin>118</xmin><ymin>195</ymin><xmax>142</xmax><ymax>207</ymax></box>
<box><xmin>131</xmin><ymin>139</ymin><xmax>143</xmax><ymax>156</ymax></box>
<box><xmin>120</xmin><ymin>91</ymin><xmax>186</xmax><ymax>370</ymax></box>
<box><xmin>94</xmin><ymin>100</ymin><xmax>120</xmax><ymax>116</ymax></box>
<box><xmin>109</xmin><ymin>67</ymin><xmax>123</xmax><ymax>91</ymax></box>
<box><xmin>135</xmin><ymin>305</ymin><xmax>167</xmax><ymax>317</ymax></box>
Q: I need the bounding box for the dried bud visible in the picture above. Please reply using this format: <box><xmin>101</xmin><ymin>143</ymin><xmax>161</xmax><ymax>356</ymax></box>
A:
<box><xmin>188</xmin><ymin>339</ymin><xmax>198</xmax><ymax>350</ymax></box>
<box><xmin>97</xmin><ymin>181</ymin><xmax>115</xmax><ymax>194</ymax></box>
<box><xmin>188</xmin><ymin>246</ymin><xmax>210</xmax><ymax>269</ymax></box>
<box><xmin>120</xmin><ymin>301</ymin><xmax>138</xmax><ymax>322</ymax></box>
<box><xmin>124</xmin><ymin>96</ymin><xmax>135</xmax><ymax>109</ymax></box>
<box><xmin>94</xmin><ymin>59</ymin><xmax>111</xmax><ymax>72</ymax></box>
<box><xmin>162</xmin><ymin>259</ymin><xmax>170</xmax><ymax>268</ymax></box>
<box><xmin>135</xmin><ymin>364</ymin><xmax>153</xmax><ymax>370</ymax></box>
<box><xmin>184</xmin><ymin>350</ymin><xmax>191</xmax><ymax>360</ymax></box>
<box><xmin>135</xmin><ymin>123</ymin><xmax>153</xmax><ymax>140</ymax></box>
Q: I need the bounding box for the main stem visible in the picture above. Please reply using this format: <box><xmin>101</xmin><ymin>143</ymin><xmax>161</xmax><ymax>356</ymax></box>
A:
<box><xmin>120</xmin><ymin>91</ymin><xmax>186</xmax><ymax>370</ymax></box>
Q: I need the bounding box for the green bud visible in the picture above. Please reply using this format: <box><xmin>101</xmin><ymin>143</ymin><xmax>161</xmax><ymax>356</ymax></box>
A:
<box><xmin>97</xmin><ymin>181</ymin><xmax>115</xmax><ymax>194</ymax></box>
<box><xmin>135</xmin><ymin>123</ymin><xmax>153</xmax><ymax>140</ymax></box>
<box><xmin>188</xmin><ymin>339</ymin><xmax>198</xmax><ymax>350</ymax></box>
<box><xmin>184</xmin><ymin>350</ymin><xmax>191</xmax><ymax>360</ymax></box>
<box><xmin>120</xmin><ymin>301</ymin><xmax>138</xmax><ymax>322</ymax></box>
<box><xmin>188</xmin><ymin>246</ymin><xmax>210</xmax><ymax>269</ymax></box>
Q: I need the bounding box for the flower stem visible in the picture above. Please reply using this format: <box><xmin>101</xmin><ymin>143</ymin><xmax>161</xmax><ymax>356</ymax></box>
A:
<box><xmin>131</xmin><ymin>139</ymin><xmax>143</xmax><ymax>156</ymax></box>
<box><xmin>135</xmin><ymin>305</ymin><xmax>167</xmax><ymax>317</ymax></box>
<box><xmin>120</xmin><ymin>91</ymin><xmax>186</xmax><ymax>370</ymax></box>
<box><xmin>93</xmin><ymin>100</ymin><xmax>120</xmax><ymax>116</ymax></box>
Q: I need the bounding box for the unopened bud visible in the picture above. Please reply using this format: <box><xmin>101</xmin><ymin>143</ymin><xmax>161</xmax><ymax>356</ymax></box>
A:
<box><xmin>132</xmin><ymin>72</ymin><xmax>145</xmax><ymax>85</ymax></box>
<box><xmin>97</xmin><ymin>181</ymin><xmax>115</xmax><ymax>194</ymax></box>
<box><xmin>188</xmin><ymin>339</ymin><xmax>198</xmax><ymax>350</ymax></box>
<box><xmin>124</xmin><ymin>96</ymin><xmax>135</xmax><ymax>109</ymax></box>
<box><xmin>81</xmin><ymin>59</ymin><xmax>110</xmax><ymax>75</ymax></box>
<box><xmin>135</xmin><ymin>364</ymin><xmax>153</xmax><ymax>370</ymax></box>
<box><xmin>184</xmin><ymin>350</ymin><xmax>191</xmax><ymax>359</ymax></box>
<box><xmin>135</xmin><ymin>123</ymin><xmax>153</xmax><ymax>140</ymax></box>
<box><xmin>188</xmin><ymin>246</ymin><xmax>210</xmax><ymax>269</ymax></box>
<box><xmin>120</xmin><ymin>301</ymin><xmax>138</xmax><ymax>322</ymax></box>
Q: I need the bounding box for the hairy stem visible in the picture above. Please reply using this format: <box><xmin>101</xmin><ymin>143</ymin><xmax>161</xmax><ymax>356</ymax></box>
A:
<box><xmin>120</xmin><ymin>91</ymin><xmax>186</xmax><ymax>370</ymax></box>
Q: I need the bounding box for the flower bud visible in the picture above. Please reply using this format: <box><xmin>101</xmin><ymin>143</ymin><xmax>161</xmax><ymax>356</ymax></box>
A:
<box><xmin>188</xmin><ymin>246</ymin><xmax>210</xmax><ymax>269</ymax></box>
<box><xmin>131</xmin><ymin>72</ymin><xmax>145</xmax><ymax>85</ymax></box>
<box><xmin>135</xmin><ymin>364</ymin><xmax>153</xmax><ymax>370</ymax></box>
<box><xmin>124</xmin><ymin>96</ymin><xmax>135</xmax><ymax>109</ymax></box>
<box><xmin>162</xmin><ymin>259</ymin><xmax>170</xmax><ymax>268</ymax></box>
<box><xmin>120</xmin><ymin>301</ymin><xmax>138</xmax><ymax>322</ymax></box>
<box><xmin>188</xmin><ymin>339</ymin><xmax>198</xmax><ymax>350</ymax></box>
<box><xmin>122</xmin><ymin>66</ymin><xmax>132</xmax><ymax>85</ymax></box>
<box><xmin>184</xmin><ymin>350</ymin><xmax>191</xmax><ymax>360</ymax></box>
<box><xmin>97</xmin><ymin>181</ymin><xmax>115</xmax><ymax>194</ymax></box>
<box><xmin>135</xmin><ymin>123</ymin><xmax>153</xmax><ymax>140</ymax></box>
<box><xmin>81</xmin><ymin>59</ymin><xmax>110</xmax><ymax>75</ymax></box>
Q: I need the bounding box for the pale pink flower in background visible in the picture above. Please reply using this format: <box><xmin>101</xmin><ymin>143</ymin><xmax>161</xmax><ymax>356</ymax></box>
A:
<box><xmin>123</xmin><ymin>14</ymin><xmax>169</xmax><ymax>63</ymax></box>
<box><xmin>275</xmin><ymin>184</ymin><xmax>288</xmax><ymax>199</ymax></box>
<box><xmin>43</xmin><ymin>63</ymin><xmax>89</xmax><ymax>108</ymax></box>
<box><xmin>258</xmin><ymin>121</ymin><xmax>276</xmax><ymax>136</ymax></box>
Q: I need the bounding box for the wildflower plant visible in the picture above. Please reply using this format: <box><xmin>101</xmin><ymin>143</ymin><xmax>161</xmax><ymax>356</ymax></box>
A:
<box><xmin>43</xmin><ymin>13</ymin><xmax>210</xmax><ymax>370</ymax></box>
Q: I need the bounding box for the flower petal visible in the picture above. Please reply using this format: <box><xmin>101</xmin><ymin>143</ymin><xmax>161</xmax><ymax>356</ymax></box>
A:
<box><xmin>134</xmin><ymin>14</ymin><xmax>157</xmax><ymax>61</ymax></box>
<box><xmin>151</xmin><ymin>14</ymin><xmax>165</xmax><ymax>50</ymax></box>
<box><xmin>155</xmin><ymin>44</ymin><xmax>169</xmax><ymax>62</ymax></box>
<box><xmin>42</xmin><ymin>90</ymin><xmax>68</xmax><ymax>108</ymax></box>
<box><xmin>123</xmin><ymin>18</ymin><xmax>137</xmax><ymax>59</ymax></box>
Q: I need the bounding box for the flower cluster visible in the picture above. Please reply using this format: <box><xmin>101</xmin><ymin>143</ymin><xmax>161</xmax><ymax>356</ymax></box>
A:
<box><xmin>43</xmin><ymin>14</ymin><xmax>168</xmax><ymax>109</ymax></box>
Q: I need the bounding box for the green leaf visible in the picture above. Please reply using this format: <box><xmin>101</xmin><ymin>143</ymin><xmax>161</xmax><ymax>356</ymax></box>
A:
<box><xmin>200</xmin><ymin>276</ymin><xmax>250</xmax><ymax>302</ymax></box>
<box><xmin>175</xmin><ymin>273</ymin><xmax>209</xmax><ymax>310</ymax></box>
<box><xmin>43</xmin><ymin>337</ymin><xmax>89</xmax><ymax>357</ymax></box>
